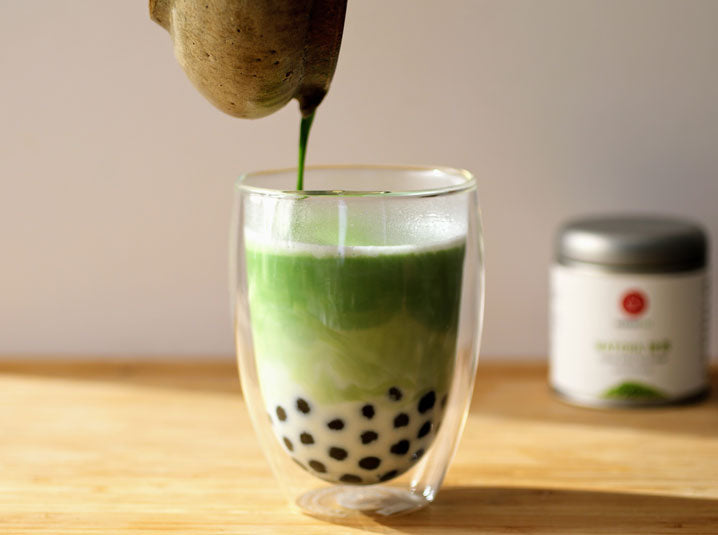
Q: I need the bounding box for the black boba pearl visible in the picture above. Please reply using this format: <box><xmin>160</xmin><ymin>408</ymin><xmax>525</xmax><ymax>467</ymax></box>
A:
<box><xmin>327</xmin><ymin>418</ymin><xmax>345</xmax><ymax>430</ymax></box>
<box><xmin>412</xmin><ymin>449</ymin><xmax>425</xmax><ymax>461</ymax></box>
<box><xmin>283</xmin><ymin>437</ymin><xmax>294</xmax><ymax>451</ymax></box>
<box><xmin>329</xmin><ymin>447</ymin><xmax>348</xmax><ymax>461</ymax></box>
<box><xmin>361</xmin><ymin>404</ymin><xmax>375</xmax><ymax>419</ymax></box>
<box><xmin>441</xmin><ymin>394</ymin><xmax>448</xmax><ymax>408</ymax></box>
<box><xmin>390</xmin><ymin>439</ymin><xmax>410</xmax><ymax>455</ymax></box>
<box><xmin>300</xmin><ymin>432</ymin><xmax>315</xmax><ymax>445</ymax></box>
<box><xmin>309</xmin><ymin>460</ymin><xmax>327</xmax><ymax>473</ymax></box>
<box><xmin>388</xmin><ymin>387</ymin><xmax>403</xmax><ymax>401</ymax></box>
<box><xmin>275</xmin><ymin>406</ymin><xmax>287</xmax><ymax>421</ymax></box>
<box><xmin>296</xmin><ymin>398</ymin><xmax>311</xmax><ymax>414</ymax></box>
<box><xmin>340</xmin><ymin>474</ymin><xmax>363</xmax><ymax>483</ymax></box>
<box><xmin>418</xmin><ymin>391</ymin><xmax>436</xmax><ymax>413</ymax></box>
<box><xmin>393</xmin><ymin>413</ymin><xmax>409</xmax><ymax>428</ymax></box>
<box><xmin>361</xmin><ymin>431</ymin><xmax>378</xmax><ymax>444</ymax></box>
<box><xmin>417</xmin><ymin>421</ymin><xmax>432</xmax><ymax>439</ymax></box>
<box><xmin>379</xmin><ymin>470</ymin><xmax>398</xmax><ymax>482</ymax></box>
<box><xmin>358</xmin><ymin>456</ymin><xmax>382</xmax><ymax>470</ymax></box>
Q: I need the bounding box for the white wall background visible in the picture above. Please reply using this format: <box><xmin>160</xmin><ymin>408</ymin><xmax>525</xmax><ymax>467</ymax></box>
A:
<box><xmin>1</xmin><ymin>1</ymin><xmax>717</xmax><ymax>359</ymax></box>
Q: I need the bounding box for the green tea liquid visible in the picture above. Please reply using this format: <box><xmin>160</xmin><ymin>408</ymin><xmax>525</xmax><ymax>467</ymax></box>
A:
<box><xmin>246</xmin><ymin>239</ymin><xmax>465</xmax><ymax>404</ymax></box>
<box><xmin>296</xmin><ymin>111</ymin><xmax>315</xmax><ymax>190</ymax></box>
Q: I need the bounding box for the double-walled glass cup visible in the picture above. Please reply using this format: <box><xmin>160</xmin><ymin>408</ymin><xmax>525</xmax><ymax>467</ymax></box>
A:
<box><xmin>231</xmin><ymin>166</ymin><xmax>483</xmax><ymax>521</ymax></box>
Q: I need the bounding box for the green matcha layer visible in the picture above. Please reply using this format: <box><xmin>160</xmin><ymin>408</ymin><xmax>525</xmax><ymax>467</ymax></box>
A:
<box><xmin>246</xmin><ymin>238</ymin><xmax>466</xmax><ymax>405</ymax></box>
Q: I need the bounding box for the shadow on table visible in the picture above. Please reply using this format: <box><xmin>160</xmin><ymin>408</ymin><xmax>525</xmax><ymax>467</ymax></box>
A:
<box><xmin>472</xmin><ymin>366</ymin><xmax>718</xmax><ymax>439</ymax></box>
<box><xmin>0</xmin><ymin>360</ymin><xmax>241</xmax><ymax>395</ymax></box>
<box><xmin>337</xmin><ymin>486</ymin><xmax>718</xmax><ymax>534</ymax></box>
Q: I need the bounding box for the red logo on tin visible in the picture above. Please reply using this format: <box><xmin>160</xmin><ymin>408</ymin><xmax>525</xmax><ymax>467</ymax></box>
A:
<box><xmin>621</xmin><ymin>290</ymin><xmax>647</xmax><ymax>316</ymax></box>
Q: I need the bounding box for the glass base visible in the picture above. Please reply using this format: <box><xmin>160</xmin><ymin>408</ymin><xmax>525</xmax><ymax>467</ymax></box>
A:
<box><xmin>296</xmin><ymin>485</ymin><xmax>430</xmax><ymax>520</ymax></box>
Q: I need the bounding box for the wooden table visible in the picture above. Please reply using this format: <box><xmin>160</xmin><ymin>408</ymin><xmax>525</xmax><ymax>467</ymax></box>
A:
<box><xmin>2</xmin><ymin>360</ymin><xmax>717</xmax><ymax>534</ymax></box>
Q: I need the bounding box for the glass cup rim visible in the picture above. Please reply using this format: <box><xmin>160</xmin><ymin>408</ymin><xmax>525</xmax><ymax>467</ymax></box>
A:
<box><xmin>235</xmin><ymin>164</ymin><xmax>475</xmax><ymax>199</ymax></box>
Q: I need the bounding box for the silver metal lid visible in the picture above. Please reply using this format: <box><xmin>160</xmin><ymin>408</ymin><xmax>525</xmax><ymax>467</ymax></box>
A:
<box><xmin>556</xmin><ymin>215</ymin><xmax>708</xmax><ymax>273</ymax></box>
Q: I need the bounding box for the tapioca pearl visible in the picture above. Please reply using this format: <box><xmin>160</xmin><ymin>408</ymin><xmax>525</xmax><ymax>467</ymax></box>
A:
<box><xmin>411</xmin><ymin>449</ymin><xmax>425</xmax><ymax>461</ymax></box>
<box><xmin>441</xmin><ymin>394</ymin><xmax>448</xmax><ymax>408</ymax></box>
<box><xmin>389</xmin><ymin>439</ymin><xmax>410</xmax><ymax>455</ymax></box>
<box><xmin>340</xmin><ymin>474</ymin><xmax>363</xmax><ymax>484</ymax></box>
<box><xmin>327</xmin><ymin>418</ymin><xmax>345</xmax><ymax>430</ymax></box>
<box><xmin>329</xmin><ymin>447</ymin><xmax>348</xmax><ymax>461</ymax></box>
<box><xmin>300</xmin><ymin>432</ymin><xmax>315</xmax><ymax>445</ymax></box>
<box><xmin>418</xmin><ymin>391</ymin><xmax>436</xmax><ymax>414</ymax></box>
<box><xmin>358</xmin><ymin>456</ymin><xmax>382</xmax><ymax>470</ymax></box>
<box><xmin>276</xmin><ymin>406</ymin><xmax>287</xmax><ymax>422</ymax></box>
<box><xmin>308</xmin><ymin>460</ymin><xmax>327</xmax><ymax>473</ymax></box>
<box><xmin>388</xmin><ymin>387</ymin><xmax>403</xmax><ymax>401</ymax></box>
<box><xmin>361</xmin><ymin>404</ymin><xmax>375</xmax><ymax>419</ymax></box>
<box><xmin>417</xmin><ymin>420</ymin><xmax>432</xmax><ymax>439</ymax></box>
<box><xmin>283</xmin><ymin>437</ymin><xmax>294</xmax><ymax>451</ymax></box>
<box><xmin>296</xmin><ymin>398</ymin><xmax>311</xmax><ymax>414</ymax></box>
<box><xmin>393</xmin><ymin>413</ymin><xmax>409</xmax><ymax>428</ymax></box>
<box><xmin>379</xmin><ymin>470</ymin><xmax>398</xmax><ymax>482</ymax></box>
<box><xmin>361</xmin><ymin>431</ymin><xmax>378</xmax><ymax>444</ymax></box>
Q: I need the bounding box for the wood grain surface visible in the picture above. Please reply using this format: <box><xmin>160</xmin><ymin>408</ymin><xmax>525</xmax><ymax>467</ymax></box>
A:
<box><xmin>1</xmin><ymin>360</ymin><xmax>717</xmax><ymax>534</ymax></box>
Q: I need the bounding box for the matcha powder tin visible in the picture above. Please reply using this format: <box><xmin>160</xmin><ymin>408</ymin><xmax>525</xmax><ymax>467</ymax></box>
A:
<box><xmin>550</xmin><ymin>215</ymin><xmax>709</xmax><ymax>407</ymax></box>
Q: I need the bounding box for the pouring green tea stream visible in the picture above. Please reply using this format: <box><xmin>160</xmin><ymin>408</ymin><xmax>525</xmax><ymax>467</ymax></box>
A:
<box><xmin>297</xmin><ymin>112</ymin><xmax>315</xmax><ymax>190</ymax></box>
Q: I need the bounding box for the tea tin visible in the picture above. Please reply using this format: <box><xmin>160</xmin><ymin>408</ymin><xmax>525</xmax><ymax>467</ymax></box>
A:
<box><xmin>550</xmin><ymin>215</ymin><xmax>709</xmax><ymax>407</ymax></box>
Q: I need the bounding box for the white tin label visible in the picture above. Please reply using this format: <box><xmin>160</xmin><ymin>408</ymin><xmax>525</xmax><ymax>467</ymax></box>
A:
<box><xmin>550</xmin><ymin>265</ymin><xmax>708</xmax><ymax>402</ymax></box>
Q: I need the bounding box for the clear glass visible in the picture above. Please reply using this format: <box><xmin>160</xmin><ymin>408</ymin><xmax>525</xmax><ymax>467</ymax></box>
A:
<box><xmin>231</xmin><ymin>165</ymin><xmax>484</xmax><ymax>523</ymax></box>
